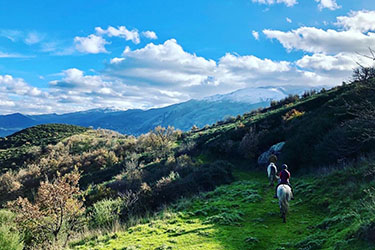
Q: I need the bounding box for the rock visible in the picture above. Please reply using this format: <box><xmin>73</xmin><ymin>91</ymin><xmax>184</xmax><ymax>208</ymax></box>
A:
<box><xmin>257</xmin><ymin>142</ymin><xmax>285</xmax><ymax>166</ymax></box>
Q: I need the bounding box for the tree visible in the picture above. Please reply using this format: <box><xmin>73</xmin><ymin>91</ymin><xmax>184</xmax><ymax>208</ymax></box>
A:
<box><xmin>140</xmin><ymin>126</ymin><xmax>180</xmax><ymax>158</ymax></box>
<box><xmin>353</xmin><ymin>47</ymin><xmax>375</xmax><ymax>82</ymax></box>
<box><xmin>8</xmin><ymin>168</ymin><xmax>85</xmax><ymax>248</ymax></box>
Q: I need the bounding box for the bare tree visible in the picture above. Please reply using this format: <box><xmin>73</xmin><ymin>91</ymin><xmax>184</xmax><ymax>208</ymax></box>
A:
<box><xmin>353</xmin><ymin>47</ymin><xmax>375</xmax><ymax>81</ymax></box>
<box><xmin>8</xmin><ymin>168</ymin><xmax>85</xmax><ymax>248</ymax></box>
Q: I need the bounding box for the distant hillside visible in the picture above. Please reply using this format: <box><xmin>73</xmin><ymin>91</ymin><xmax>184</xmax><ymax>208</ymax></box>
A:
<box><xmin>0</xmin><ymin>113</ymin><xmax>38</xmax><ymax>137</ymax></box>
<box><xmin>0</xmin><ymin>124</ymin><xmax>88</xmax><ymax>149</ymax></box>
<box><xmin>0</xmin><ymin>124</ymin><xmax>88</xmax><ymax>174</ymax></box>
<box><xmin>0</xmin><ymin>86</ymin><xmax>316</xmax><ymax>137</ymax></box>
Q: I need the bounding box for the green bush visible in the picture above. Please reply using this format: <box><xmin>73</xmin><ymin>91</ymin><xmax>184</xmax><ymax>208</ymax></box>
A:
<box><xmin>90</xmin><ymin>198</ymin><xmax>123</xmax><ymax>229</ymax></box>
<box><xmin>0</xmin><ymin>210</ymin><xmax>23</xmax><ymax>250</ymax></box>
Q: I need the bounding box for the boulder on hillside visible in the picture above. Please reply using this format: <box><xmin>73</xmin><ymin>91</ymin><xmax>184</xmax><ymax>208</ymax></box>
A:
<box><xmin>257</xmin><ymin>142</ymin><xmax>285</xmax><ymax>167</ymax></box>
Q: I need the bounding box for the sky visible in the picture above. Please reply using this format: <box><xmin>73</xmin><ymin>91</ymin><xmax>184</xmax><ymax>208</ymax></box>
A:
<box><xmin>0</xmin><ymin>0</ymin><xmax>375</xmax><ymax>114</ymax></box>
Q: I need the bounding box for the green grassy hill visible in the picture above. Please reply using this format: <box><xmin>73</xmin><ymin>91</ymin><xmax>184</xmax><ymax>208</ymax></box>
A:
<box><xmin>70</xmin><ymin>157</ymin><xmax>375</xmax><ymax>249</ymax></box>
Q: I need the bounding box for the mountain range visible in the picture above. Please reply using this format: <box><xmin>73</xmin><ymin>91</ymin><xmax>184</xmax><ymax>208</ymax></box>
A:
<box><xmin>0</xmin><ymin>86</ymin><xmax>317</xmax><ymax>137</ymax></box>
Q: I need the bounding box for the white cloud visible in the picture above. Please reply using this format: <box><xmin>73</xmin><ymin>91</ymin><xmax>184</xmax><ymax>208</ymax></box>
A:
<box><xmin>74</xmin><ymin>34</ymin><xmax>109</xmax><ymax>54</ymax></box>
<box><xmin>103</xmin><ymin>39</ymin><xmax>336</xmax><ymax>101</ymax></box>
<box><xmin>252</xmin><ymin>0</ymin><xmax>298</xmax><ymax>7</ymax></box>
<box><xmin>24</xmin><ymin>32</ymin><xmax>45</xmax><ymax>45</ymax></box>
<box><xmin>0</xmin><ymin>30</ymin><xmax>45</xmax><ymax>45</ymax></box>
<box><xmin>336</xmin><ymin>10</ymin><xmax>375</xmax><ymax>33</ymax></box>
<box><xmin>315</xmin><ymin>0</ymin><xmax>340</xmax><ymax>11</ymax></box>
<box><xmin>106</xmin><ymin>39</ymin><xmax>217</xmax><ymax>88</ymax></box>
<box><xmin>297</xmin><ymin>53</ymin><xmax>361</xmax><ymax>71</ymax></box>
<box><xmin>263</xmin><ymin>27</ymin><xmax>375</xmax><ymax>54</ymax></box>
<box><xmin>0</xmin><ymin>29</ymin><xmax>23</xmax><ymax>42</ymax></box>
<box><xmin>122</xmin><ymin>46</ymin><xmax>131</xmax><ymax>56</ymax></box>
<box><xmin>252</xmin><ymin>30</ymin><xmax>259</xmax><ymax>40</ymax></box>
<box><xmin>110</xmin><ymin>57</ymin><xmax>125</xmax><ymax>64</ymax></box>
<box><xmin>218</xmin><ymin>53</ymin><xmax>291</xmax><ymax>73</ymax></box>
<box><xmin>49</xmin><ymin>68</ymin><xmax>109</xmax><ymax>91</ymax></box>
<box><xmin>142</xmin><ymin>31</ymin><xmax>158</xmax><ymax>40</ymax></box>
<box><xmin>0</xmin><ymin>51</ymin><xmax>29</xmax><ymax>58</ymax></box>
<box><xmin>95</xmin><ymin>26</ymin><xmax>140</xmax><ymax>44</ymax></box>
<box><xmin>286</xmin><ymin>17</ymin><xmax>292</xmax><ymax>23</ymax></box>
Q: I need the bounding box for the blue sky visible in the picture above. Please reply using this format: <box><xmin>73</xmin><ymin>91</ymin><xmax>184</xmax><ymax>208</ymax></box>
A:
<box><xmin>0</xmin><ymin>0</ymin><xmax>374</xmax><ymax>114</ymax></box>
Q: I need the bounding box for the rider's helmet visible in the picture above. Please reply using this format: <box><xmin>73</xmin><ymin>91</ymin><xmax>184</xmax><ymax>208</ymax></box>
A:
<box><xmin>269</xmin><ymin>154</ymin><xmax>277</xmax><ymax>164</ymax></box>
<box><xmin>281</xmin><ymin>164</ymin><xmax>288</xmax><ymax>170</ymax></box>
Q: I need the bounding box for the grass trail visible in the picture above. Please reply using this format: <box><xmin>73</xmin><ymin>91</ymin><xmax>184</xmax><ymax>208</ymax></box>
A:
<box><xmin>71</xmin><ymin>168</ymin><xmax>329</xmax><ymax>250</ymax></box>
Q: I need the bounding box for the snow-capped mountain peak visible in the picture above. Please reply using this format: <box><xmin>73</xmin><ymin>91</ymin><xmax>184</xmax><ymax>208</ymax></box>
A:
<box><xmin>202</xmin><ymin>87</ymin><xmax>287</xmax><ymax>104</ymax></box>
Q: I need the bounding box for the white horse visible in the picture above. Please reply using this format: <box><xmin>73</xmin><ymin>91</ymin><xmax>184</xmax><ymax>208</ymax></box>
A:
<box><xmin>277</xmin><ymin>184</ymin><xmax>292</xmax><ymax>223</ymax></box>
<box><xmin>267</xmin><ymin>163</ymin><xmax>278</xmax><ymax>186</ymax></box>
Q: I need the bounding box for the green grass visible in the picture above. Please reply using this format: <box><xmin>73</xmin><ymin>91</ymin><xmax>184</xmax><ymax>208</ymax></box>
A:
<box><xmin>69</xmin><ymin>171</ymin><xmax>344</xmax><ymax>250</ymax></box>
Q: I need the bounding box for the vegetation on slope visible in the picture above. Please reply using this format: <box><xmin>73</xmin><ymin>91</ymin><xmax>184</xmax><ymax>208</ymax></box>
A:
<box><xmin>188</xmin><ymin>79</ymin><xmax>375</xmax><ymax>171</ymax></box>
<box><xmin>0</xmin><ymin>124</ymin><xmax>88</xmax><ymax>174</ymax></box>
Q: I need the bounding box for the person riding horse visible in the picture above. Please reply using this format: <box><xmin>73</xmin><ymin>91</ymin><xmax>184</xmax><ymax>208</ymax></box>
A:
<box><xmin>274</xmin><ymin>164</ymin><xmax>294</xmax><ymax>199</ymax></box>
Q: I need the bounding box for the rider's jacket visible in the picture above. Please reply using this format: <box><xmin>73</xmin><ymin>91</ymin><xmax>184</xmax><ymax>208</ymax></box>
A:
<box><xmin>279</xmin><ymin>169</ymin><xmax>290</xmax><ymax>184</ymax></box>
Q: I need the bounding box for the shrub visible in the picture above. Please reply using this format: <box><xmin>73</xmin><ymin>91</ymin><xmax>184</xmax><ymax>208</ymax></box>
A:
<box><xmin>8</xmin><ymin>169</ymin><xmax>85</xmax><ymax>248</ymax></box>
<box><xmin>0</xmin><ymin>210</ymin><xmax>23</xmax><ymax>250</ymax></box>
<box><xmin>238</xmin><ymin>127</ymin><xmax>260</xmax><ymax>159</ymax></box>
<box><xmin>90</xmin><ymin>198</ymin><xmax>123</xmax><ymax>229</ymax></box>
<box><xmin>282</xmin><ymin>109</ymin><xmax>305</xmax><ymax>121</ymax></box>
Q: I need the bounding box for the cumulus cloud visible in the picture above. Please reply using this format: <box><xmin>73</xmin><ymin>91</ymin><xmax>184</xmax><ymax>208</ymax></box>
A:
<box><xmin>105</xmin><ymin>39</ymin><xmax>217</xmax><ymax>88</ymax></box>
<box><xmin>110</xmin><ymin>57</ymin><xmax>125</xmax><ymax>64</ymax></box>
<box><xmin>0</xmin><ymin>74</ymin><xmax>52</xmax><ymax>114</ymax></box>
<box><xmin>142</xmin><ymin>31</ymin><xmax>158</xmax><ymax>40</ymax></box>
<box><xmin>296</xmin><ymin>53</ymin><xmax>375</xmax><ymax>73</ymax></box>
<box><xmin>74</xmin><ymin>34</ymin><xmax>109</xmax><ymax>54</ymax></box>
<box><xmin>103</xmin><ymin>39</ymin><xmax>337</xmax><ymax>101</ymax></box>
<box><xmin>263</xmin><ymin>27</ymin><xmax>375</xmax><ymax>54</ymax></box>
<box><xmin>0</xmin><ymin>75</ymin><xmax>43</xmax><ymax>97</ymax></box>
<box><xmin>95</xmin><ymin>26</ymin><xmax>140</xmax><ymax>44</ymax></box>
<box><xmin>252</xmin><ymin>30</ymin><xmax>259</xmax><ymax>40</ymax></box>
<box><xmin>251</xmin><ymin>0</ymin><xmax>298</xmax><ymax>7</ymax></box>
<box><xmin>336</xmin><ymin>10</ymin><xmax>375</xmax><ymax>33</ymax></box>
<box><xmin>315</xmin><ymin>0</ymin><xmax>340</xmax><ymax>11</ymax></box>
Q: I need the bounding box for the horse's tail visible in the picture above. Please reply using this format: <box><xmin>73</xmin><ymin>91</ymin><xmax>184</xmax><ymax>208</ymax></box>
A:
<box><xmin>281</xmin><ymin>193</ymin><xmax>289</xmax><ymax>214</ymax></box>
<box><xmin>278</xmin><ymin>185</ymin><xmax>290</xmax><ymax>214</ymax></box>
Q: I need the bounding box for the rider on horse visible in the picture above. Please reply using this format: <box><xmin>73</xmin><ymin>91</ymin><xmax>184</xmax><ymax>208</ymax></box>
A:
<box><xmin>274</xmin><ymin>164</ymin><xmax>294</xmax><ymax>199</ymax></box>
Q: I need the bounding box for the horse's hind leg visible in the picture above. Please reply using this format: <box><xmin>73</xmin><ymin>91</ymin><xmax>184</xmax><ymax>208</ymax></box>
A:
<box><xmin>269</xmin><ymin>176</ymin><xmax>274</xmax><ymax>187</ymax></box>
